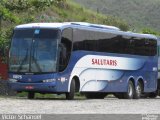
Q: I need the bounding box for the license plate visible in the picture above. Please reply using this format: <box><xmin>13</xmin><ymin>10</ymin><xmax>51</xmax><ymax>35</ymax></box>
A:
<box><xmin>25</xmin><ymin>86</ymin><xmax>34</xmax><ymax>89</ymax></box>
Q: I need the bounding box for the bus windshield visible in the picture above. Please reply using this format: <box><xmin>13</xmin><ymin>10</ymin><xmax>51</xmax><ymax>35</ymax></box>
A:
<box><xmin>9</xmin><ymin>29</ymin><xmax>59</xmax><ymax>73</ymax></box>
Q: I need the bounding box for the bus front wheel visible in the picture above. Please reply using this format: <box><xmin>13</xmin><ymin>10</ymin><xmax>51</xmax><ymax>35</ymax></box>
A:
<box><xmin>66</xmin><ymin>79</ymin><xmax>75</xmax><ymax>100</ymax></box>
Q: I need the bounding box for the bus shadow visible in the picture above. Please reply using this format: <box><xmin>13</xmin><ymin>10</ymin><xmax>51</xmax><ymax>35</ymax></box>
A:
<box><xmin>15</xmin><ymin>95</ymin><xmax>160</xmax><ymax>101</ymax></box>
<box><xmin>34</xmin><ymin>98</ymin><xmax>86</xmax><ymax>101</ymax></box>
<box><xmin>15</xmin><ymin>96</ymin><xmax>87</xmax><ymax>101</ymax></box>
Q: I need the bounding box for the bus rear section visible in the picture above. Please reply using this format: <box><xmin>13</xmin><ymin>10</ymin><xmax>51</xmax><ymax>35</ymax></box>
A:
<box><xmin>9</xmin><ymin>22</ymin><xmax>158</xmax><ymax>100</ymax></box>
<box><xmin>70</xmin><ymin>27</ymin><xmax>158</xmax><ymax>99</ymax></box>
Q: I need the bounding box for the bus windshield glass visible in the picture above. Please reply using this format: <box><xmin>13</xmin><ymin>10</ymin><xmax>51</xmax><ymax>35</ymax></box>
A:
<box><xmin>9</xmin><ymin>29</ymin><xmax>59</xmax><ymax>73</ymax></box>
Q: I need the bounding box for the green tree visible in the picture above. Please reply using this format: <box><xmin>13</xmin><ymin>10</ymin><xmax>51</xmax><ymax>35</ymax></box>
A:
<box><xmin>0</xmin><ymin>3</ymin><xmax>20</xmax><ymax>59</ymax></box>
<box><xmin>0</xmin><ymin>0</ymin><xmax>54</xmax><ymax>63</ymax></box>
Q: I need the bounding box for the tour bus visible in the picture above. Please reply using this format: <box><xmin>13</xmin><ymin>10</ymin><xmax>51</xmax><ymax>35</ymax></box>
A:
<box><xmin>9</xmin><ymin>22</ymin><xmax>158</xmax><ymax>100</ymax></box>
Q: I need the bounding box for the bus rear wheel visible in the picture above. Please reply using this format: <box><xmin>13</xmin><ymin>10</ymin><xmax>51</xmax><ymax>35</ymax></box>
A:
<box><xmin>133</xmin><ymin>81</ymin><xmax>142</xmax><ymax>99</ymax></box>
<box><xmin>28</xmin><ymin>92</ymin><xmax>35</xmax><ymax>99</ymax></box>
<box><xmin>123</xmin><ymin>81</ymin><xmax>134</xmax><ymax>99</ymax></box>
<box><xmin>66</xmin><ymin>79</ymin><xmax>75</xmax><ymax>100</ymax></box>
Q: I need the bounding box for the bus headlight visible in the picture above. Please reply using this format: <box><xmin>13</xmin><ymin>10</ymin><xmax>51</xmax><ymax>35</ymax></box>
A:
<box><xmin>42</xmin><ymin>79</ymin><xmax>56</xmax><ymax>83</ymax></box>
<box><xmin>9</xmin><ymin>78</ymin><xmax>18</xmax><ymax>83</ymax></box>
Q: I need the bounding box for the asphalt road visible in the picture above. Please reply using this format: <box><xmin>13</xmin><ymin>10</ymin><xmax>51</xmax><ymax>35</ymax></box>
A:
<box><xmin>0</xmin><ymin>96</ymin><xmax>160</xmax><ymax>114</ymax></box>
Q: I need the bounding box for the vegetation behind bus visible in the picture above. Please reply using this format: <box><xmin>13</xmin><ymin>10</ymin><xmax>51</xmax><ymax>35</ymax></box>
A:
<box><xmin>73</xmin><ymin>0</ymin><xmax>160</xmax><ymax>33</ymax></box>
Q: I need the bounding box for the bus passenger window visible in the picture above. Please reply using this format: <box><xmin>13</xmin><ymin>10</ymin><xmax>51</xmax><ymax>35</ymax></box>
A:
<box><xmin>59</xmin><ymin>28</ymin><xmax>72</xmax><ymax>72</ymax></box>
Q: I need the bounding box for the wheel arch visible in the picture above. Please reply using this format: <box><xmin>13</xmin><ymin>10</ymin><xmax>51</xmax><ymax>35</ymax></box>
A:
<box><xmin>128</xmin><ymin>76</ymin><xmax>135</xmax><ymax>88</ymax></box>
<box><xmin>68</xmin><ymin>75</ymin><xmax>80</xmax><ymax>92</ymax></box>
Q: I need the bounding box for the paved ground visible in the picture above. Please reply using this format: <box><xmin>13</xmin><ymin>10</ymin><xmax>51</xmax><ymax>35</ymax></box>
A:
<box><xmin>0</xmin><ymin>96</ymin><xmax>160</xmax><ymax>114</ymax></box>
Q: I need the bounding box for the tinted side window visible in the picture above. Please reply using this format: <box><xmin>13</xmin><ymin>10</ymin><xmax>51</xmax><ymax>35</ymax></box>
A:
<box><xmin>73</xmin><ymin>29</ymin><xmax>97</xmax><ymax>51</ymax></box>
<box><xmin>59</xmin><ymin>28</ymin><xmax>72</xmax><ymax>72</ymax></box>
<box><xmin>97</xmin><ymin>33</ymin><xmax>119</xmax><ymax>53</ymax></box>
<box><xmin>145</xmin><ymin>39</ymin><xmax>157</xmax><ymax>56</ymax></box>
<box><xmin>73</xmin><ymin>29</ymin><xmax>84</xmax><ymax>51</ymax></box>
<box><xmin>73</xmin><ymin>29</ymin><xmax>157</xmax><ymax>56</ymax></box>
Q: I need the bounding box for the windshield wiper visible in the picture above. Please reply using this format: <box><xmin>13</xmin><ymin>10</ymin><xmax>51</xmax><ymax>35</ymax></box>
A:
<box><xmin>30</xmin><ymin>56</ymin><xmax>42</xmax><ymax>72</ymax></box>
<box><xmin>30</xmin><ymin>40</ymin><xmax>42</xmax><ymax>72</ymax></box>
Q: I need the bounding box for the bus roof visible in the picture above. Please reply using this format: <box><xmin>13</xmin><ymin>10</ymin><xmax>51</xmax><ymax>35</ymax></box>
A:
<box><xmin>15</xmin><ymin>22</ymin><xmax>157</xmax><ymax>40</ymax></box>
<box><xmin>15</xmin><ymin>22</ymin><xmax>120</xmax><ymax>30</ymax></box>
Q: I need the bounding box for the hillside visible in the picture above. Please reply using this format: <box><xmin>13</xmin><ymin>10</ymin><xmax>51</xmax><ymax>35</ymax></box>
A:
<box><xmin>73</xmin><ymin>0</ymin><xmax>160</xmax><ymax>32</ymax></box>
<box><xmin>0</xmin><ymin>0</ymin><xmax>129</xmax><ymax>48</ymax></box>
<box><xmin>1</xmin><ymin>0</ymin><xmax>129</xmax><ymax>30</ymax></box>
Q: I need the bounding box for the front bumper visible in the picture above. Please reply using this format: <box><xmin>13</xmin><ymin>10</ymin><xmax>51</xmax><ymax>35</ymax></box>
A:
<box><xmin>9</xmin><ymin>82</ymin><xmax>57</xmax><ymax>93</ymax></box>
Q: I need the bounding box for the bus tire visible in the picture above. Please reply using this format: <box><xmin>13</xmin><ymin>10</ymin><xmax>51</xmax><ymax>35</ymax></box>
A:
<box><xmin>133</xmin><ymin>81</ymin><xmax>142</xmax><ymax>99</ymax></box>
<box><xmin>28</xmin><ymin>92</ymin><xmax>35</xmax><ymax>99</ymax></box>
<box><xmin>66</xmin><ymin>79</ymin><xmax>75</xmax><ymax>100</ymax></box>
<box><xmin>124</xmin><ymin>81</ymin><xmax>134</xmax><ymax>99</ymax></box>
